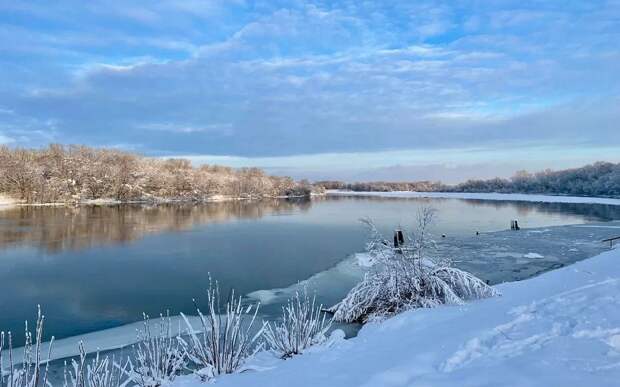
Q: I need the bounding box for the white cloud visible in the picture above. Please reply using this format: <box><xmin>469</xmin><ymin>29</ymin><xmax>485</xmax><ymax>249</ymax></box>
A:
<box><xmin>0</xmin><ymin>0</ymin><xmax>618</xmax><ymax>164</ymax></box>
<box><xmin>138</xmin><ymin>122</ymin><xmax>234</xmax><ymax>135</ymax></box>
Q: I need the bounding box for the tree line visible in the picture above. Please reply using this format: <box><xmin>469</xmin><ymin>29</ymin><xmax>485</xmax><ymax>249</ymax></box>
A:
<box><xmin>0</xmin><ymin>144</ymin><xmax>312</xmax><ymax>204</ymax></box>
<box><xmin>315</xmin><ymin>180</ymin><xmax>444</xmax><ymax>192</ymax></box>
<box><xmin>315</xmin><ymin>161</ymin><xmax>620</xmax><ymax>197</ymax></box>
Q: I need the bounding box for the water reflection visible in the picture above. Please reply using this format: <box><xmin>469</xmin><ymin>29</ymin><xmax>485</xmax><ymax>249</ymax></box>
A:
<box><xmin>324</xmin><ymin>195</ymin><xmax>620</xmax><ymax>222</ymax></box>
<box><xmin>0</xmin><ymin>199</ymin><xmax>311</xmax><ymax>253</ymax></box>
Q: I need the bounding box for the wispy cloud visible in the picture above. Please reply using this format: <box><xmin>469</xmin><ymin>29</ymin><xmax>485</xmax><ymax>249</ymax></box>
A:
<box><xmin>0</xmin><ymin>0</ymin><xmax>619</xmax><ymax>179</ymax></box>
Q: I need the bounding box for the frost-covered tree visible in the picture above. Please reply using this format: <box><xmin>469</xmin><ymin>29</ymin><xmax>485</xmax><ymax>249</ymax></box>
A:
<box><xmin>329</xmin><ymin>208</ymin><xmax>499</xmax><ymax>323</ymax></box>
<box><xmin>314</xmin><ymin>161</ymin><xmax>620</xmax><ymax>197</ymax></box>
<box><xmin>0</xmin><ymin>144</ymin><xmax>311</xmax><ymax>203</ymax></box>
<box><xmin>263</xmin><ymin>290</ymin><xmax>332</xmax><ymax>359</ymax></box>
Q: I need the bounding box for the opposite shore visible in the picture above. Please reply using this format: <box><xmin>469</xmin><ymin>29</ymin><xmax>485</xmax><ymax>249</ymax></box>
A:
<box><xmin>0</xmin><ymin>192</ymin><xmax>322</xmax><ymax>211</ymax></box>
<box><xmin>4</xmin><ymin>189</ymin><xmax>619</xmax><ymax>212</ymax></box>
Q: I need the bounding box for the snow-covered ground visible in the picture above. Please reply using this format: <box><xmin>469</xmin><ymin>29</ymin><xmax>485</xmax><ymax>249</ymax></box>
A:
<box><xmin>0</xmin><ymin>194</ymin><xmax>18</xmax><ymax>209</ymax></box>
<box><xmin>173</xmin><ymin>246</ymin><xmax>620</xmax><ymax>387</ymax></box>
<box><xmin>328</xmin><ymin>190</ymin><xmax>620</xmax><ymax>206</ymax></box>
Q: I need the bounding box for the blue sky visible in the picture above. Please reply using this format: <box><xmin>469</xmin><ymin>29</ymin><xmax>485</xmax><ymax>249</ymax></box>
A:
<box><xmin>1</xmin><ymin>1</ymin><xmax>619</xmax><ymax>182</ymax></box>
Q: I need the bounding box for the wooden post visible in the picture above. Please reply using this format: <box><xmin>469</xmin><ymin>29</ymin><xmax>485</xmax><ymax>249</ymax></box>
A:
<box><xmin>394</xmin><ymin>230</ymin><xmax>404</xmax><ymax>247</ymax></box>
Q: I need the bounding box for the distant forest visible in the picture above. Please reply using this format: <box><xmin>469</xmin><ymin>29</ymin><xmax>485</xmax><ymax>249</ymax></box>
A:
<box><xmin>0</xmin><ymin>145</ymin><xmax>312</xmax><ymax>204</ymax></box>
<box><xmin>315</xmin><ymin>162</ymin><xmax>620</xmax><ymax>198</ymax></box>
<box><xmin>3</xmin><ymin>145</ymin><xmax>618</xmax><ymax>204</ymax></box>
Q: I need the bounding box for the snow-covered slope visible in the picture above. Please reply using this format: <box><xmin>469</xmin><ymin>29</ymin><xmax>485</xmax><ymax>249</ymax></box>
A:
<box><xmin>174</xmin><ymin>246</ymin><xmax>620</xmax><ymax>387</ymax></box>
<box><xmin>328</xmin><ymin>190</ymin><xmax>620</xmax><ymax>206</ymax></box>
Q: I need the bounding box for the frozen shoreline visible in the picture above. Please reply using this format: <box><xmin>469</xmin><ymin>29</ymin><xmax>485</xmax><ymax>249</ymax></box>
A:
<box><xmin>173</xmin><ymin>246</ymin><xmax>620</xmax><ymax>387</ymax></box>
<box><xmin>328</xmin><ymin>190</ymin><xmax>620</xmax><ymax>206</ymax></box>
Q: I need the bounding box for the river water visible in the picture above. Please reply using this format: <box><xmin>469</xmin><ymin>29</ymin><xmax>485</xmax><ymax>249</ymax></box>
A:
<box><xmin>1</xmin><ymin>195</ymin><xmax>619</xmax><ymax>347</ymax></box>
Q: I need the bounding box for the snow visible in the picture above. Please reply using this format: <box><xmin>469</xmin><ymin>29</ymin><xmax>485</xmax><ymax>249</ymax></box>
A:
<box><xmin>328</xmin><ymin>190</ymin><xmax>620</xmax><ymax>206</ymax></box>
<box><xmin>0</xmin><ymin>194</ymin><xmax>18</xmax><ymax>210</ymax></box>
<box><xmin>523</xmin><ymin>252</ymin><xmax>544</xmax><ymax>259</ymax></box>
<box><xmin>81</xmin><ymin>198</ymin><xmax>123</xmax><ymax>205</ymax></box>
<box><xmin>355</xmin><ymin>252</ymin><xmax>375</xmax><ymax>268</ymax></box>
<box><xmin>576</xmin><ymin>225</ymin><xmax>620</xmax><ymax>229</ymax></box>
<box><xmin>173</xmin><ymin>246</ymin><xmax>620</xmax><ymax>386</ymax></box>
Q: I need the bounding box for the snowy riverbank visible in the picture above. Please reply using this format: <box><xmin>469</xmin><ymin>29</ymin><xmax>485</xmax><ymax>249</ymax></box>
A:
<box><xmin>327</xmin><ymin>190</ymin><xmax>620</xmax><ymax>206</ymax></box>
<box><xmin>0</xmin><ymin>193</ymin><xmax>311</xmax><ymax>209</ymax></box>
<box><xmin>0</xmin><ymin>194</ymin><xmax>18</xmax><ymax>209</ymax></box>
<box><xmin>173</xmin><ymin>246</ymin><xmax>620</xmax><ymax>387</ymax></box>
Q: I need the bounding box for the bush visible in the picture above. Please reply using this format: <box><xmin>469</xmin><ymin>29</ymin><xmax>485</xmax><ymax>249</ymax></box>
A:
<box><xmin>64</xmin><ymin>342</ymin><xmax>129</xmax><ymax>387</ymax></box>
<box><xmin>0</xmin><ymin>306</ymin><xmax>54</xmax><ymax>387</ymax></box>
<box><xmin>128</xmin><ymin>314</ymin><xmax>186</xmax><ymax>387</ymax></box>
<box><xmin>180</xmin><ymin>283</ymin><xmax>262</xmax><ymax>379</ymax></box>
<box><xmin>263</xmin><ymin>290</ymin><xmax>332</xmax><ymax>359</ymax></box>
<box><xmin>329</xmin><ymin>208</ymin><xmax>499</xmax><ymax>323</ymax></box>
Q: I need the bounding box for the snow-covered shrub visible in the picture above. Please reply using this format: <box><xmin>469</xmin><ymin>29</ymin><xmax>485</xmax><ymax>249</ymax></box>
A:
<box><xmin>181</xmin><ymin>283</ymin><xmax>262</xmax><ymax>379</ymax></box>
<box><xmin>128</xmin><ymin>314</ymin><xmax>186</xmax><ymax>387</ymax></box>
<box><xmin>0</xmin><ymin>306</ymin><xmax>54</xmax><ymax>387</ymax></box>
<box><xmin>263</xmin><ymin>290</ymin><xmax>332</xmax><ymax>359</ymax></box>
<box><xmin>64</xmin><ymin>342</ymin><xmax>129</xmax><ymax>387</ymax></box>
<box><xmin>330</xmin><ymin>208</ymin><xmax>499</xmax><ymax>323</ymax></box>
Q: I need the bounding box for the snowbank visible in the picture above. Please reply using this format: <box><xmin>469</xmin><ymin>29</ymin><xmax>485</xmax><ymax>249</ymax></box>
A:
<box><xmin>328</xmin><ymin>190</ymin><xmax>620</xmax><ymax>206</ymax></box>
<box><xmin>174</xmin><ymin>246</ymin><xmax>620</xmax><ymax>386</ymax></box>
<box><xmin>0</xmin><ymin>194</ymin><xmax>18</xmax><ymax>210</ymax></box>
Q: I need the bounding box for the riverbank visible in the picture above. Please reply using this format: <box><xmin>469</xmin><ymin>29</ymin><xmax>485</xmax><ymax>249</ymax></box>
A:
<box><xmin>0</xmin><ymin>193</ymin><xmax>313</xmax><ymax>209</ymax></box>
<box><xmin>328</xmin><ymin>190</ymin><xmax>620</xmax><ymax>206</ymax></box>
<box><xmin>172</xmin><ymin>245</ymin><xmax>620</xmax><ymax>386</ymax></box>
<box><xmin>0</xmin><ymin>194</ymin><xmax>19</xmax><ymax>210</ymax></box>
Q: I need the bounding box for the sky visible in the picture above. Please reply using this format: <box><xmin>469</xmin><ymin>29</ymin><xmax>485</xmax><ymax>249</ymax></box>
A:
<box><xmin>1</xmin><ymin>1</ymin><xmax>619</xmax><ymax>183</ymax></box>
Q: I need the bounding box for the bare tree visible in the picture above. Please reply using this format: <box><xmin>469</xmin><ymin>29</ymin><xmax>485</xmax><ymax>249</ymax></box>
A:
<box><xmin>0</xmin><ymin>145</ymin><xmax>311</xmax><ymax>204</ymax></box>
